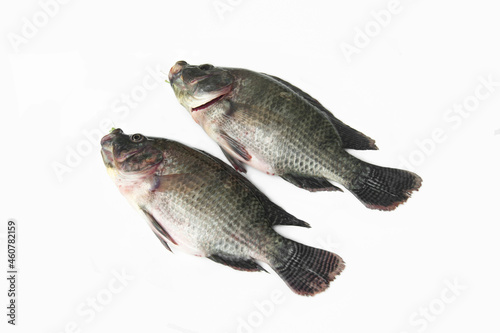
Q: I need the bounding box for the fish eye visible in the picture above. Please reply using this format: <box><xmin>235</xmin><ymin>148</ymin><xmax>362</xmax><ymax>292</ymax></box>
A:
<box><xmin>199</xmin><ymin>64</ymin><xmax>214</xmax><ymax>70</ymax></box>
<box><xmin>130</xmin><ymin>134</ymin><xmax>144</xmax><ymax>142</ymax></box>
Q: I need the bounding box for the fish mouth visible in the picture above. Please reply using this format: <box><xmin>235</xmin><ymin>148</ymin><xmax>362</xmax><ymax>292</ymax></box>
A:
<box><xmin>100</xmin><ymin>128</ymin><xmax>141</xmax><ymax>164</ymax></box>
<box><xmin>169</xmin><ymin>60</ymin><xmax>188</xmax><ymax>82</ymax></box>
<box><xmin>101</xmin><ymin>128</ymin><xmax>123</xmax><ymax>146</ymax></box>
<box><xmin>115</xmin><ymin>149</ymin><xmax>141</xmax><ymax>163</ymax></box>
<box><xmin>101</xmin><ymin>145</ymin><xmax>137</xmax><ymax>166</ymax></box>
<box><xmin>100</xmin><ymin>128</ymin><xmax>134</xmax><ymax>164</ymax></box>
<box><xmin>100</xmin><ymin>131</ymin><xmax>118</xmax><ymax>167</ymax></box>
<box><xmin>101</xmin><ymin>148</ymin><xmax>115</xmax><ymax>168</ymax></box>
<box><xmin>101</xmin><ymin>145</ymin><xmax>161</xmax><ymax>174</ymax></box>
<box><xmin>189</xmin><ymin>75</ymin><xmax>210</xmax><ymax>85</ymax></box>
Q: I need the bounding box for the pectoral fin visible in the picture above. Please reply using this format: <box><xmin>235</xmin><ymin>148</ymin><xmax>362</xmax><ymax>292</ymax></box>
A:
<box><xmin>219</xmin><ymin>145</ymin><xmax>247</xmax><ymax>173</ymax></box>
<box><xmin>220</xmin><ymin>131</ymin><xmax>252</xmax><ymax>161</ymax></box>
<box><xmin>153</xmin><ymin>233</ymin><xmax>173</xmax><ymax>253</ymax></box>
<box><xmin>140</xmin><ymin>207</ymin><xmax>178</xmax><ymax>252</ymax></box>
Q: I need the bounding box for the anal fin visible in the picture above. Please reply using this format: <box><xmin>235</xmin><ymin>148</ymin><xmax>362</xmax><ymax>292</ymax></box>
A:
<box><xmin>219</xmin><ymin>146</ymin><xmax>247</xmax><ymax>173</ymax></box>
<box><xmin>281</xmin><ymin>174</ymin><xmax>343</xmax><ymax>192</ymax></box>
<box><xmin>208</xmin><ymin>254</ymin><xmax>266</xmax><ymax>272</ymax></box>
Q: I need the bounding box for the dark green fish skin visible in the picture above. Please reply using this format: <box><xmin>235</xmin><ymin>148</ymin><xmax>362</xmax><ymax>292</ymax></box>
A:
<box><xmin>101</xmin><ymin>129</ymin><xmax>344</xmax><ymax>296</ymax></box>
<box><xmin>168</xmin><ymin>61</ymin><xmax>422</xmax><ymax>210</ymax></box>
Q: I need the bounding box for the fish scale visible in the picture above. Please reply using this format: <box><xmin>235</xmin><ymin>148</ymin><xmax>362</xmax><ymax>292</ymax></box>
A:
<box><xmin>101</xmin><ymin>129</ymin><xmax>345</xmax><ymax>295</ymax></box>
<box><xmin>151</xmin><ymin>154</ymin><xmax>268</xmax><ymax>257</ymax></box>
<box><xmin>169</xmin><ymin>61</ymin><xmax>422</xmax><ymax>210</ymax></box>
<box><xmin>201</xmin><ymin>69</ymin><xmax>358</xmax><ymax>181</ymax></box>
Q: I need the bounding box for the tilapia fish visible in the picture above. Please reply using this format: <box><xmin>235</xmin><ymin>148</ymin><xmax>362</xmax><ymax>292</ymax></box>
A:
<box><xmin>168</xmin><ymin>61</ymin><xmax>422</xmax><ymax>211</ymax></box>
<box><xmin>101</xmin><ymin>128</ymin><xmax>344</xmax><ymax>296</ymax></box>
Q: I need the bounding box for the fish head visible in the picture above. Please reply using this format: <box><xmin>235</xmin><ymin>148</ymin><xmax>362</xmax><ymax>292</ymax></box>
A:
<box><xmin>100</xmin><ymin>128</ymin><xmax>164</xmax><ymax>182</ymax></box>
<box><xmin>168</xmin><ymin>60</ymin><xmax>234</xmax><ymax>112</ymax></box>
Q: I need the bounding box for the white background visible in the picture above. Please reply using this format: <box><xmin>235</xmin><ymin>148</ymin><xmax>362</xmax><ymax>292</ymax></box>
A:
<box><xmin>1</xmin><ymin>0</ymin><xmax>500</xmax><ymax>332</ymax></box>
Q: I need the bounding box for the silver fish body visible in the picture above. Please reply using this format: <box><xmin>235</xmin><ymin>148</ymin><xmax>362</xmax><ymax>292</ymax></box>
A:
<box><xmin>169</xmin><ymin>61</ymin><xmax>422</xmax><ymax>211</ymax></box>
<box><xmin>101</xmin><ymin>129</ymin><xmax>344</xmax><ymax>296</ymax></box>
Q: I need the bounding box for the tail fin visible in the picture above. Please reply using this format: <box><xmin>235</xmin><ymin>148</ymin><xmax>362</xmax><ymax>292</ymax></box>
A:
<box><xmin>350</xmin><ymin>163</ymin><xmax>422</xmax><ymax>211</ymax></box>
<box><xmin>270</xmin><ymin>241</ymin><xmax>345</xmax><ymax>296</ymax></box>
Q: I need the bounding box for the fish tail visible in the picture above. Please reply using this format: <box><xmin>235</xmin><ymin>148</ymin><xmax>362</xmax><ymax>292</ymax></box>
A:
<box><xmin>270</xmin><ymin>241</ymin><xmax>345</xmax><ymax>296</ymax></box>
<box><xmin>349</xmin><ymin>162</ymin><xmax>422</xmax><ymax>211</ymax></box>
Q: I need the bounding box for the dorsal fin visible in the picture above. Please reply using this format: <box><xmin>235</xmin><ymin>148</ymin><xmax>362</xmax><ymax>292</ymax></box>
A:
<box><xmin>264</xmin><ymin>73</ymin><xmax>378</xmax><ymax>150</ymax></box>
